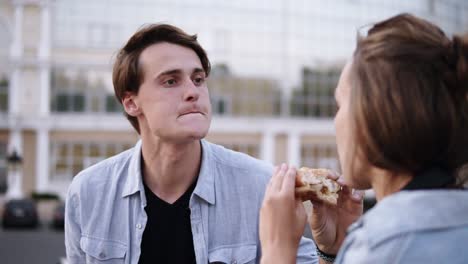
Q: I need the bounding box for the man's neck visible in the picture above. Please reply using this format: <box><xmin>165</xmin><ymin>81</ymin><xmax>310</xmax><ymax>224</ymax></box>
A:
<box><xmin>141</xmin><ymin>138</ymin><xmax>202</xmax><ymax>204</ymax></box>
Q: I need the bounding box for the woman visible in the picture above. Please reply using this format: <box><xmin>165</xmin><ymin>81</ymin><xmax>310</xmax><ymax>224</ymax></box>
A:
<box><xmin>260</xmin><ymin>13</ymin><xmax>468</xmax><ymax>263</ymax></box>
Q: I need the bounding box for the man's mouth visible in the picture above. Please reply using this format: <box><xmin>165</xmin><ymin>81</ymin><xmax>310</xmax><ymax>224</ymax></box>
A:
<box><xmin>180</xmin><ymin>111</ymin><xmax>204</xmax><ymax>117</ymax></box>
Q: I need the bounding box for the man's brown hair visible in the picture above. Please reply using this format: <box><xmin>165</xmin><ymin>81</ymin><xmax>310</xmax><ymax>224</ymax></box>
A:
<box><xmin>350</xmin><ymin>13</ymin><xmax>468</xmax><ymax>183</ymax></box>
<box><xmin>112</xmin><ymin>24</ymin><xmax>211</xmax><ymax>133</ymax></box>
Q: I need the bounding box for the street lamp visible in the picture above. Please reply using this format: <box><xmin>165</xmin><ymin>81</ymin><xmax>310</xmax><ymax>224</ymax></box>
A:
<box><xmin>7</xmin><ymin>150</ymin><xmax>22</xmax><ymax>171</ymax></box>
<box><xmin>6</xmin><ymin>150</ymin><xmax>23</xmax><ymax>199</ymax></box>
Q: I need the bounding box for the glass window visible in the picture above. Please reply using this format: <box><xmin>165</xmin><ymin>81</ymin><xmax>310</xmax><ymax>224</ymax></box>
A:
<box><xmin>291</xmin><ymin>69</ymin><xmax>339</xmax><ymax>118</ymax></box>
<box><xmin>72</xmin><ymin>143</ymin><xmax>83</xmax><ymax>157</ymax></box>
<box><xmin>89</xmin><ymin>143</ymin><xmax>100</xmax><ymax>157</ymax></box>
<box><xmin>217</xmin><ymin>100</ymin><xmax>226</xmax><ymax>115</ymax></box>
<box><xmin>50</xmin><ymin>141</ymin><xmax>136</xmax><ymax>181</ymax></box>
<box><xmin>73</xmin><ymin>94</ymin><xmax>85</xmax><ymax>112</ymax></box>
<box><xmin>0</xmin><ymin>142</ymin><xmax>7</xmax><ymax>194</ymax></box>
<box><xmin>51</xmin><ymin>142</ymin><xmax>70</xmax><ymax>182</ymax></box>
<box><xmin>208</xmin><ymin>74</ymin><xmax>282</xmax><ymax>117</ymax></box>
<box><xmin>218</xmin><ymin>142</ymin><xmax>260</xmax><ymax>158</ymax></box>
<box><xmin>0</xmin><ymin>77</ymin><xmax>8</xmax><ymax>112</ymax></box>
<box><xmin>122</xmin><ymin>143</ymin><xmax>134</xmax><ymax>152</ymax></box>
<box><xmin>51</xmin><ymin>68</ymin><xmax>114</xmax><ymax>113</ymax></box>
<box><xmin>106</xmin><ymin>95</ymin><xmax>122</xmax><ymax>113</ymax></box>
<box><xmin>90</xmin><ymin>94</ymin><xmax>102</xmax><ymax>112</ymax></box>
<box><xmin>105</xmin><ymin>144</ymin><xmax>118</xmax><ymax>157</ymax></box>
<box><xmin>0</xmin><ymin>167</ymin><xmax>6</xmax><ymax>194</ymax></box>
<box><xmin>55</xmin><ymin>93</ymin><xmax>69</xmax><ymax>112</ymax></box>
<box><xmin>53</xmin><ymin>92</ymin><xmax>86</xmax><ymax>112</ymax></box>
<box><xmin>301</xmin><ymin>143</ymin><xmax>339</xmax><ymax>172</ymax></box>
<box><xmin>210</xmin><ymin>94</ymin><xmax>231</xmax><ymax>116</ymax></box>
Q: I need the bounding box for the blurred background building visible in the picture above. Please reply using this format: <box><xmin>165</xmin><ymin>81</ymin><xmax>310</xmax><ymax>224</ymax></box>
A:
<box><xmin>0</xmin><ymin>0</ymin><xmax>467</xmax><ymax>199</ymax></box>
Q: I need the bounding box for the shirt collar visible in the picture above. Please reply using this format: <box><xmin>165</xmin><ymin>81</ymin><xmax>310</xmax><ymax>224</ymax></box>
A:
<box><xmin>121</xmin><ymin>139</ymin><xmax>216</xmax><ymax>205</ymax></box>
<box><xmin>122</xmin><ymin>140</ymin><xmax>145</xmax><ymax>198</ymax></box>
<box><xmin>192</xmin><ymin>139</ymin><xmax>216</xmax><ymax>205</ymax></box>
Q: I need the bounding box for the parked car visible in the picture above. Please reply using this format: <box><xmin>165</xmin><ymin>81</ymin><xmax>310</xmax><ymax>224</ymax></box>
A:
<box><xmin>2</xmin><ymin>199</ymin><xmax>39</xmax><ymax>228</ymax></box>
<box><xmin>51</xmin><ymin>202</ymin><xmax>65</xmax><ymax>229</ymax></box>
<box><xmin>57</xmin><ymin>257</ymin><xmax>68</xmax><ymax>264</ymax></box>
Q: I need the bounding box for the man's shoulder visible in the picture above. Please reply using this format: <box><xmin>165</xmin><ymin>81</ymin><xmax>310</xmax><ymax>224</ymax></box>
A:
<box><xmin>67</xmin><ymin>148</ymin><xmax>134</xmax><ymax>195</ymax></box>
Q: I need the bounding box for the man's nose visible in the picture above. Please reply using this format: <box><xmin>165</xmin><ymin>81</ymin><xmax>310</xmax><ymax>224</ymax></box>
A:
<box><xmin>183</xmin><ymin>79</ymin><xmax>200</xmax><ymax>102</ymax></box>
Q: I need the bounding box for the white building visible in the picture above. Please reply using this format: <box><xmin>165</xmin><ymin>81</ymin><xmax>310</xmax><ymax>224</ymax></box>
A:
<box><xmin>0</xmin><ymin>0</ymin><xmax>466</xmax><ymax>198</ymax></box>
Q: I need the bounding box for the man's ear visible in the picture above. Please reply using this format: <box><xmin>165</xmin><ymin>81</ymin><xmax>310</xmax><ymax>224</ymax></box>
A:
<box><xmin>122</xmin><ymin>92</ymin><xmax>141</xmax><ymax>117</ymax></box>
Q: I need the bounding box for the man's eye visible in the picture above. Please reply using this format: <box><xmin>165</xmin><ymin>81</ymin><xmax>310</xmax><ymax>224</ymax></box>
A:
<box><xmin>193</xmin><ymin>77</ymin><xmax>205</xmax><ymax>85</ymax></box>
<box><xmin>165</xmin><ymin>79</ymin><xmax>177</xmax><ymax>86</ymax></box>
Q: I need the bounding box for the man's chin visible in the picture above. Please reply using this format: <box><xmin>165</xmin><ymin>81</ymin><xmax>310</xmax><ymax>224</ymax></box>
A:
<box><xmin>188</xmin><ymin>129</ymin><xmax>209</xmax><ymax>140</ymax></box>
<box><xmin>176</xmin><ymin>126</ymin><xmax>210</xmax><ymax>141</ymax></box>
<box><xmin>179</xmin><ymin>120</ymin><xmax>210</xmax><ymax>135</ymax></box>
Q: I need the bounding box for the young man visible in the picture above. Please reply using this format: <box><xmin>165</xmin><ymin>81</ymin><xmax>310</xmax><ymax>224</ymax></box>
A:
<box><xmin>65</xmin><ymin>24</ymin><xmax>318</xmax><ymax>263</ymax></box>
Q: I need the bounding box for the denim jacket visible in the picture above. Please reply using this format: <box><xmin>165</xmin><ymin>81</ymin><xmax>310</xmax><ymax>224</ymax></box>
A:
<box><xmin>65</xmin><ymin>139</ymin><xmax>317</xmax><ymax>264</ymax></box>
<box><xmin>336</xmin><ymin>190</ymin><xmax>468</xmax><ymax>264</ymax></box>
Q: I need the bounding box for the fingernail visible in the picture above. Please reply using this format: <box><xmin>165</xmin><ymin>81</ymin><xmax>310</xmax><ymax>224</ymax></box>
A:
<box><xmin>354</xmin><ymin>194</ymin><xmax>363</xmax><ymax>200</ymax></box>
<box><xmin>289</xmin><ymin>167</ymin><xmax>297</xmax><ymax>175</ymax></box>
<box><xmin>353</xmin><ymin>190</ymin><xmax>364</xmax><ymax>199</ymax></box>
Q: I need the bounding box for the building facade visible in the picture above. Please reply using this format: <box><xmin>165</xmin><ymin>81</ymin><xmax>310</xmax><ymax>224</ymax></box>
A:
<box><xmin>0</xmin><ymin>0</ymin><xmax>466</xmax><ymax>198</ymax></box>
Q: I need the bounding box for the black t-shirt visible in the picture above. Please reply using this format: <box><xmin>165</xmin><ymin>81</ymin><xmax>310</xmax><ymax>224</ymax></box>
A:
<box><xmin>138</xmin><ymin>180</ymin><xmax>197</xmax><ymax>264</ymax></box>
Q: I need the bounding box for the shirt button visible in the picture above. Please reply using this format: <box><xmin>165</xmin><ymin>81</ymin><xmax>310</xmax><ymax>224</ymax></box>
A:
<box><xmin>232</xmin><ymin>261</ymin><xmax>237</xmax><ymax>264</ymax></box>
<box><xmin>136</xmin><ymin>224</ymin><xmax>142</xmax><ymax>229</ymax></box>
<box><xmin>99</xmin><ymin>252</ymin><xmax>106</xmax><ymax>258</ymax></box>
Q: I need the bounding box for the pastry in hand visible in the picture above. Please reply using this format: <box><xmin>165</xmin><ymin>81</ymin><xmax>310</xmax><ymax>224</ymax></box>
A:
<box><xmin>295</xmin><ymin>167</ymin><xmax>341</xmax><ymax>205</ymax></box>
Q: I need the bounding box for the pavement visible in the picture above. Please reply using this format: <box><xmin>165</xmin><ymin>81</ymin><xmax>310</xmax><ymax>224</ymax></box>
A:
<box><xmin>0</xmin><ymin>195</ymin><xmax>65</xmax><ymax>264</ymax></box>
<box><xmin>0</xmin><ymin>224</ymin><xmax>66</xmax><ymax>264</ymax></box>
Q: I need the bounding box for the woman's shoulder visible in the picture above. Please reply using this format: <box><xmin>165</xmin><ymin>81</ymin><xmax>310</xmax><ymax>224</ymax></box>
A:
<box><xmin>340</xmin><ymin>225</ymin><xmax>468</xmax><ymax>264</ymax></box>
<box><xmin>339</xmin><ymin>190</ymin><xmax>468</xmax><ymax>263</ymax></box>
<box><xmin>341</xmin><ymin>217</ymin><xmax>468</xmax><ymax>264</ymax></box>
<box><xmin>364</xmin><ymin>190</ymin><xmax>468</xmax><ymax>243</ymax></box>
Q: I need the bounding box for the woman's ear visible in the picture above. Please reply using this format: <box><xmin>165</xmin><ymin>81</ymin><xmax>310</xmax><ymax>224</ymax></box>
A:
<box><xmin>122</xmin><ymin>93</ymin><xmax>141</xmax><ymax>117</ymax></box>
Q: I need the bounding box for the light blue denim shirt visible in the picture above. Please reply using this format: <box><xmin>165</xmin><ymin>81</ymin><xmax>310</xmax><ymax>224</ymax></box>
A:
<box><xmin>336</xmin><ymin>190</ymin><xmax>468</xmax><ymax>264</ymax></box>
<box><xmin>65</xmin><ymin>139</ymin><xmax>317</xmax><ymax>264</ymax></box>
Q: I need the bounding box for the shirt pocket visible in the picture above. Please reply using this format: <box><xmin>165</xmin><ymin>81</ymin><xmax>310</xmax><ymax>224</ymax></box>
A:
<box><xmin>208</xmin><ymin>244</ymin><xmax>257</xmax><ymax>264</ymax></box>
<box><xmin>80</xmin><ymin>236</ymin><xmax>127</xmax><ymax>264</ymax></box>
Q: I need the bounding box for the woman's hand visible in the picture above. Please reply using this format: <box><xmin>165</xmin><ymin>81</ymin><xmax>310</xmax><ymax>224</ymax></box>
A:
<box><xmin>309</xmin><ymin>173</ymin><xmax>364</xmax><ymax>255</ymax></box>
<box><xmin>260</xmin><ymin>164</ymin><xmax>306</xmax><ymax>264</ymax></box>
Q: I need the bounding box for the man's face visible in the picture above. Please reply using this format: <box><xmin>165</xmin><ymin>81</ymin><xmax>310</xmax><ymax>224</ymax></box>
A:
<box><xmin>124</xmin><ymin>42</ymin><xmax>212</xmax><ymax>143</ymax></box>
